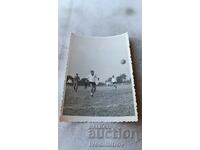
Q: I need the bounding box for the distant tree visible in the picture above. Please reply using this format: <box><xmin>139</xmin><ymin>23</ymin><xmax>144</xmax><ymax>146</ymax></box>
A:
<box><xmin>121</xmin><ymin>73</ymin><xmax>127</xmax><ymax>81</ymax></box>
<box><xmin>106</xmin><ymin>77</ymin><xmax>112</xmax><ymax>82</ymax></box>
<box><xmin>116</xmin><ymin>73</ymin><xmax>127</xmax><ymax>83</ymax></box>
<box><xmin>98</xmin><ymin>82</ymin><xmax>105</xmax><ymax>86</ymax></box>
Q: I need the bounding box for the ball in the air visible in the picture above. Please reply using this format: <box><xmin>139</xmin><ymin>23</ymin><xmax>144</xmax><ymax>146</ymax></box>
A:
<box><xmin>121</xmin><ymin>59</ymin><xmax>126</xmax><ymax>64</ymax></box>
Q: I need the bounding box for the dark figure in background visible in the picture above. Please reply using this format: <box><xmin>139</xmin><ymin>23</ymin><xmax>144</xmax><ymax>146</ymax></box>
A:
<box><xmin>84</xmin><ymin>79</ymin><xmax>89</xmax><ymax>89</ymax></box>
<box><xmin>73</xmin><ymin>73</ymin><xmax>80</xmax><ymax>92</ymax></box>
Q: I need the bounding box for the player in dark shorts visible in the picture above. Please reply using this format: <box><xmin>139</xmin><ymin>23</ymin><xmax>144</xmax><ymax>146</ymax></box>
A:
<box><xmin>87</xmin><ymin>70</ymin><xmax>99</xmax><ymax>96</ymax></box>
<box><xmin>89</xmin><ymin>82</ymin><xmax>96</xmax><ymax>96</ymax></box>
<box><xmin>73</xmin><ymin>73</ymin><xmax>80</xmax><ymax>92</ymax></box>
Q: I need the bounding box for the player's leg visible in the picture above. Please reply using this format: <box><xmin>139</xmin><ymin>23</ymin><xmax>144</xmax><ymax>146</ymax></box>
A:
<box><xmin>73</xmin><ymin>82</ymin><xmax>76</xmax><ymax>90</ymax></box>
<box><xmin>74</xmin><ymin>82</ymin><xmax>77</xmax><ymax>92</ymax></box>
<box><xmin>93</xmin><ymin>83</ymin><xmax>96</xmax><ymax>93</ymax></box>
<box><xmin>92</xmin><ymin>83</ymin><xmax>95</xmax><ymax>93</ymax></box>
<box><xmin>90</xmin><ymin>82</ymin><xmax>93</xmax><ymax>96</ymax></box>
<box><xmin>75</xmin><ymin>82</ymin><xmax>78</xmax><ymax>92</ymax></box>
<box><xmin>90</xmin><ymin>82</ymin><xmax>95</xmax><ymax>96</ymax></box>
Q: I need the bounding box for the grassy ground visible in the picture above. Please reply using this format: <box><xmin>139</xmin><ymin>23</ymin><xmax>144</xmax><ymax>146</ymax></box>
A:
<box><xmin>63</xmin><ymin>84</ymin><xmax>135</xmax><ymax>116</ymax></box>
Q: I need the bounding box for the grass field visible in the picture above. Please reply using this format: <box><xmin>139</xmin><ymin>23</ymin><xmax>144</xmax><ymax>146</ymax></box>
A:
<box><xmin>63</xmin><ymin>84</ymin><xmax>135</xmax><ymax>116</ymax></box>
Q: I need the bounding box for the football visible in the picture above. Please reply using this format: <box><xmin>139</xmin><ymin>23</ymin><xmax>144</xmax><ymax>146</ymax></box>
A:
<box><xmin>120</xmin><ymin>59</ymin><xmax>126</xmax><ymax>64</ymax></box>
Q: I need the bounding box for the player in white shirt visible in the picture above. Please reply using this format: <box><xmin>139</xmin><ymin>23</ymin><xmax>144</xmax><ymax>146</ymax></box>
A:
<box><xmin>87</xmin><ymin>70</ymin><xmax>99</xmax><ymax>96</ymax></box>
<box><xmin>112</xmin><ymin>75</ymin><xmax>117</xmax><ymax>89</ymax></box>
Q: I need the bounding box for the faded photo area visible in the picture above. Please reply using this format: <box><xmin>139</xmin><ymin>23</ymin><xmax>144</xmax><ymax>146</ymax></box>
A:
<box><xmin>61</xmin><ymin>33</ymin><xmax>137</xmax><ymax>121</ymax></box>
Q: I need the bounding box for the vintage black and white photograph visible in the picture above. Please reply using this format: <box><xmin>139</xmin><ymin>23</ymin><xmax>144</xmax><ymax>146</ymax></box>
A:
<box><xmin>60</xmin><ymin>33</ymin><xmax>137</xmax><ymax>122</ymax></box>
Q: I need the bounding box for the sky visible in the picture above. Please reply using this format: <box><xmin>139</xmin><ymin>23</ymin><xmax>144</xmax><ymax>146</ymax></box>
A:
<box><xmin>67</xmin><ymin>33</ymin><xmax>133</xmax><ymax>82</ymax></box>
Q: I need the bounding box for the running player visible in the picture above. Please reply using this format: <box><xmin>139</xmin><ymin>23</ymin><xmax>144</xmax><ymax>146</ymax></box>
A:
<box><xmin>87</xmin><ymin>70</ymin><xmax>99</xmax><ymax>96</ymax></box>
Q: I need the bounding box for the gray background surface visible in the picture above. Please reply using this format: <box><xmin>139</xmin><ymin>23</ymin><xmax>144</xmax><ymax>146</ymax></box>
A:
<box><xmin>58</xmin><ymin>0</ymin><xmax>142</xmax><ymax>149</ymax></box>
